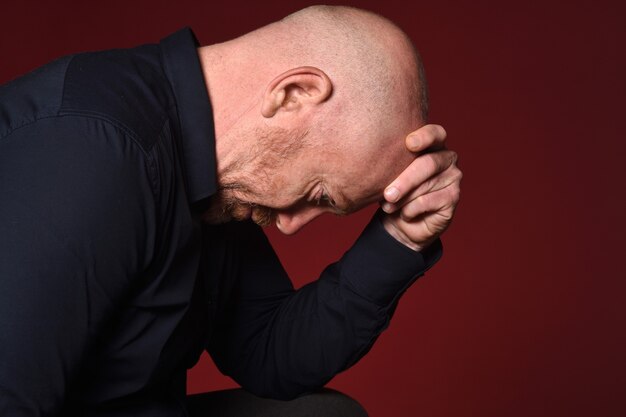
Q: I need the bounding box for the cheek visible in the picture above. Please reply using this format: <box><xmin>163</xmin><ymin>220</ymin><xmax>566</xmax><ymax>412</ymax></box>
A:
<box><xmin>259</xmin><ymin>171</ymin><xmax>311</xmax><ymax>207</ymax></box>
<box><xmin>243</xmin><ymin>167</ymin><xmax>290</xmax><ymax>199</ymax></box>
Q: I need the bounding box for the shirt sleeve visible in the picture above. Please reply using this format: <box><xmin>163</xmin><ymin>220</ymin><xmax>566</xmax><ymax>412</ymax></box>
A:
<box><xmin>206</xmin><ymin>210</ymin><xmax>443</xmax><ymax>400</ymax></box>
<box><xmin>0</xmin><ymin>116</ymin><xmax>156</xmax><ymax>416</ymax></box>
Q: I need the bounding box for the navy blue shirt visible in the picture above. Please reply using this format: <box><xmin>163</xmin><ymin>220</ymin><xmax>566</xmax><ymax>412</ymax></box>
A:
<box><xmin>0</xmin><ymin>28</ymin><xmax>443</xmax><ymax>416</ymax></box>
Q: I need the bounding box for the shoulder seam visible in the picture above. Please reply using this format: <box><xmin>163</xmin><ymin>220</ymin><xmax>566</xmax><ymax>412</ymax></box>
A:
<box><xmin>0</xmin><ymin>55</ymin><xmax>72</xmax><ymax>141</ymax></box>
<box><xmin>0</xmin><ymin>115</ymin><xmax>60</xmax><ymax>141</ymax></box>
<box><xmin>60</xmin><ymin>111</ymin><xmax>163</xmax><ymax>203</ymax></box>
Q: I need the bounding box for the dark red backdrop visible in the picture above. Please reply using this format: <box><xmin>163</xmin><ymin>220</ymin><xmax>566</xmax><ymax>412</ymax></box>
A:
<box><xmin>2</xmin><ymin>1</ymin><xmax>624</xmax><ymax>416</ymax></box>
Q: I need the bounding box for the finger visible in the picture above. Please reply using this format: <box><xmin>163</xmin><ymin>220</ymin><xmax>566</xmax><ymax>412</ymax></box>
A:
<box><xmin>406</xmin><ymin>124</ymin><xmax>447</xmax><ymax>153</ymax></box>
<box><xmin>384</xmin><ymin>149</ymin><xmax>458</xmax><ymax>203</ymax></box>
<box><xmin>382</xmin><ymin>164</ymin><xmax>462</xmax><ymax>213</ymax></box>
<box><xmin>398</xmin><ymin>181</ymin><xmax>461</xmax><ymax>221</ymax></box>
<box><xmin>394</xmin><ymin>209</ymin><xmax>455</xmax><ymax>246</ymax></box>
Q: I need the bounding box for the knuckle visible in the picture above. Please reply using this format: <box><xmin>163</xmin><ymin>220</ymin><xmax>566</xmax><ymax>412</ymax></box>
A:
<box><xmin>449</xmin><ymin>184</ymin><xmax>461</xmax><ymax>202</ymax></box>
<box><xmin>427</xmin><ymin>153</ymin><xmax>439</xmax><ymax>173</ymax></box>
<box><xmin>454</xmin><ymin>168</ymin><xmax>464</xmax><ymax>182</ymax></box>
<box><xmin>400</xmin><ymin>205</ymin><xmax>414</xmax><ymax>221</ymax></box>
<box><xmin>446</xmin><ymin>166</ymin><xmax>463</xmax><ymax>185</ymax></box>
<box><xmin>441</xmin><ymin>208</ymin><xmax>454</xmax><ymax>221</ymax></box>
<box><xmin>431</xmin><ymin>152</ymin><xmax>449</xmax><ymax>173</ymax></box>
<box><xmin>425</xmin><ymin>124</ymin><xmax>438</xmax><ymax>137</ymax></box>
<box><xmin>435</xmin><ymin>124</ymin><xmax>447</xmax><ymax>140</ymax></box>
<box><xmin>446</xmin><ymin>150</ymin><xmax>458</xmax><ymax>166</ymax></box>
<box><xmin>403</xmin><ymin>196</ymin><xmax>425</xmax><ymax>219</ymax></box>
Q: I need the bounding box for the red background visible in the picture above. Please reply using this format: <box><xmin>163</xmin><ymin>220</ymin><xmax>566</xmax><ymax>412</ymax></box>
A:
<box><xmin>2</xmin><ymin>1</ymin><xmax>624</xmax><ymax>416</ymax></box>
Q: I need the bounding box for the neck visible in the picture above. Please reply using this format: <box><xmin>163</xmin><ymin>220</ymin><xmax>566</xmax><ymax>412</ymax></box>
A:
<box><xmin>196</xmin><ymin>41</ymin><xmax>266</xmax><ymax>180</ymax></box>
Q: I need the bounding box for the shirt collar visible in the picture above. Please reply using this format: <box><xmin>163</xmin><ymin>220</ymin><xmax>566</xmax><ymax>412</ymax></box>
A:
<box><xmin>159</xmin><ymin>27</ymin><xmax>217</xmax><ymax>205</ymax></box>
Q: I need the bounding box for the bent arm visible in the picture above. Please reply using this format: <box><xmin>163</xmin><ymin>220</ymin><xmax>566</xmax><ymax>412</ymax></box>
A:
<box><xmin>206</xmin><ymin>212</ymin><xmax>442</xmax><ymax>400</ymax></box>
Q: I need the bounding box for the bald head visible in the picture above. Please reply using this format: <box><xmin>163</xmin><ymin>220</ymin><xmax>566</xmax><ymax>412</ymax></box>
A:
<box><xmin>201</xmin><ymin>5</ymin><xmax>428</xmax><ymax>170</ymax></box>
<box><xmin>199</xmin><ymin>6</ymin><xmax>430</xmax><ymax>231</ymax></box>
<box><xmin>240</xmin><ymin>5</ymin><xmax>428</xmax><ymax>126</ymax></box>
<box><xmin>279</xmin><ymin>6</ymin><xmax>428</xmax><ymax>121</ymax></box>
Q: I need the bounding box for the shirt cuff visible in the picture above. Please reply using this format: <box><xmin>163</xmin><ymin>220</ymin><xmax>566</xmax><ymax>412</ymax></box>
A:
<box><xmin>341</xmin><ymin>209</ymin><xmax>443</xmax><ymax>307</ymax></box>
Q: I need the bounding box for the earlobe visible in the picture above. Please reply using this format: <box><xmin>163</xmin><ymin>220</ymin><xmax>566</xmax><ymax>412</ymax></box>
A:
<box><xmin>261</xmin><ymin>66</ymin><xmax>332</xmax><ymax>118</ymax></box>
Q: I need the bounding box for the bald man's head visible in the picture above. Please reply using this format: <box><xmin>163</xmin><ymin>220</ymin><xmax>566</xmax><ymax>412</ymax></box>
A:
<box><xmin>278</xmin><ymin>5</ymin><xmax>428</xmax><ymax>122</ymax></box>
<box><xmin>199</xmin><ymin>6</ymin><xmax>429</xmax><ymax>232</ymax></box>
<box><xmin>238</xmin><ymin>6</ymin><xmax>428</xmax><ymax>127</ymax></box>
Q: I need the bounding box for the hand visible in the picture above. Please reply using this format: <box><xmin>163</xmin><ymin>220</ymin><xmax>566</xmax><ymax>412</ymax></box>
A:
<box><xmin>381</xmin><ymin>124</ymin><xmax>462</xmax><ymax>251</ymax></box>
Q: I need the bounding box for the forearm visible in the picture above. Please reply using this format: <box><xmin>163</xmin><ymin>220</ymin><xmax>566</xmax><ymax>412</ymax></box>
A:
<box><xmin>208</xmin><ymin>213</ymin><xmax>442</xmax><ymax>399</ymax></box>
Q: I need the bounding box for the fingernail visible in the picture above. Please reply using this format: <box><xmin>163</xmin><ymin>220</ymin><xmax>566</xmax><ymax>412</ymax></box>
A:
<box><xmin>409</xmin><ymin>135</ymin><xmax>421</xmax><ymax>149</ymax></box>
<box><xmin>384</xmin><ymin>186</ymin><xmax>400</xmax><ymax>202</ymax></box>
<box><xmin>382</xmin><ymin>202</ymin><xmax>394</xmax><ymax>213</ymax></box>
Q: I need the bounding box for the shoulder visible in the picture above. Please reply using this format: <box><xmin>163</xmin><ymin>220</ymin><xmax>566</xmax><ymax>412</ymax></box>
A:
<box><xmin>60</xmin><ymin>44</ymin><xmax>175</xmax><ymax>150</ymax></box>
<box><xmin>1</xmin><ymin>43</ymin><xmax>175</xmax><ymax>152</ymax></box>
<box><xmin>0</xmin><ymin>55</ymin><xmax>72</xmax><ymax>139</ymax></box>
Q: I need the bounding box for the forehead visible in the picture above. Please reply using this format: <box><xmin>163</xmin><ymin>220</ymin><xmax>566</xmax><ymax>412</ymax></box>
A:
<box><xmin>324</xmin><ymin>141</ymin><xmax>415</xmax><ymax>213</ymax></box>
<box><xmin>311</xmin><ymin>103</ymin><xmax>422</xmax><ymax>213</ymax></box>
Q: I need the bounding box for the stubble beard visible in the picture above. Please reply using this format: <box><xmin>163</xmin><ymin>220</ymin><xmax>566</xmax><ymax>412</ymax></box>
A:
<box><xmin>201</xmin><ymin>125</ymin><xmax>310</xmax><ymax>227</ymax></box>
<box><xmin>201</xmin><ymin>187</ymin><xmax>276</xmax><ymax>227</ymax></box>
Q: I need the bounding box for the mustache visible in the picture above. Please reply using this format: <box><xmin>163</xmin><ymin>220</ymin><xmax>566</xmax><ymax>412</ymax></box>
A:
<box><xmin>219</xmin><ymin>183</ymin><xmax>276</xmax><ymax>227</ymax></box>
<box><xmin>212</xmin><ymin>191</ymin><xmax>276</xmax><ymax>227</ymax></box>
<box><xmin>251</xmin><ymin>204</ymin><xmax>275</xmax><ymax>227</ymax></box>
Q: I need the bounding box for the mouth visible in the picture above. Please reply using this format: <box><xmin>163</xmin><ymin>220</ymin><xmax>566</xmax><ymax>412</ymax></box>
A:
<box><xmin>230</xmin><ymin>203</ymin><xmax>253</xmax><ymax>221</ymax></box>
<box><xmin>250</xmin><ymin>205</ymin><xmax>276</xmax><ymax>227</ymax></box>
<box><xmin>220</xmin><ymin>195</ymin><xmax>275</xmax><ymax>227</ymax></box>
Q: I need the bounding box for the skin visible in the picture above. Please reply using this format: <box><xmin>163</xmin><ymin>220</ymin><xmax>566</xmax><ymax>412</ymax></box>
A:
<box><xmin>197</xmin><ymin>6</ymin><xmax>462</xmax><ymax>252</ymax></box>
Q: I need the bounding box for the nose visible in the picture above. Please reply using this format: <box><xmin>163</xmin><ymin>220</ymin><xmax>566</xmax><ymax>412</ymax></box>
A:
<box><xmin>275</xmin><ymin>206</ymin><xmax>328</xmax><ymax>235</ymax></box>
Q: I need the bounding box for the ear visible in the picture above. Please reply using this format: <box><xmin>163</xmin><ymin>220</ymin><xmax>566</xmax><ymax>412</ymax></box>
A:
<box><xmin>261</xmin><ymin>66</ymin><xmax>333</xmax><ymax>118</ymax></box>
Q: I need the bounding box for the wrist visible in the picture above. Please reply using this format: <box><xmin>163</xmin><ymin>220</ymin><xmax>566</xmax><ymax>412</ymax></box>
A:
<box><xmin>381</xmin><ymin>215</ymin><xmax>424</xmax><ymax>252</ymax></box>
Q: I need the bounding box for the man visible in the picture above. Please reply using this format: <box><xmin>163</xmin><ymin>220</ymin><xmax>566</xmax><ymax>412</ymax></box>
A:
<box><xmin>0</xmin><ymin>5</ymin><xmax>461</xmax><ymax>417</ymax></box>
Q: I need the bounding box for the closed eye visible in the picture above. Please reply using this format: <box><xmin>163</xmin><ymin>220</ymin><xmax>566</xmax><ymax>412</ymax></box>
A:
<box><xmin>313</xmin><ymin>185</ymin><xmax>349</xmax><ymax>215</ymax></box>
<box><xmin>316</xmin><ymin>191</ymin><xmax>337</xmax><ymax>209</ymax></box>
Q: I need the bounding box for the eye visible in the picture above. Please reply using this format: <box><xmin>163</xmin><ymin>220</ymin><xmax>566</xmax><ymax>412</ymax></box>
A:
<box><xmin>316</xmin><ymin>191</ymin><xmax>336</xmax><ymax>208</ymax></box>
